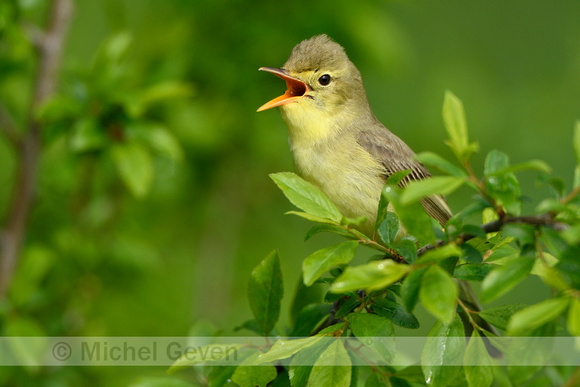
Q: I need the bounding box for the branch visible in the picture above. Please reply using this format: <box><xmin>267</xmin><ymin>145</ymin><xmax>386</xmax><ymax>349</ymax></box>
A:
<box><xmin>0</xmin><ymin>104</ymin><xmax>21</xmax><ymax>146</ymax></box>
<box><xmin>417</xmin><ymin>213</ymin><xmax>568</xmax><ymax>256</ymax></box>
<box><xmin>561</xmin><ymin>185</ymin><xmax>580</xmax><ymax>205</ymax></box>
<box><xmin>562</xmin><ymin>366</ymin><xmax>580</xmax><ymax>387</ymax></box>
<box><xmin>0</xmin><ymin>0</ymin><xmax>73</xmax><ymax>297</ymax></box>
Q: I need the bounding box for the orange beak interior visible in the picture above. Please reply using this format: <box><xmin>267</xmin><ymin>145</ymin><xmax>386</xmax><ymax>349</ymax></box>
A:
<box><xmin>257</xmin><ymin>67</ymin><xmax>308</xmax><ymax>112</ymax></box>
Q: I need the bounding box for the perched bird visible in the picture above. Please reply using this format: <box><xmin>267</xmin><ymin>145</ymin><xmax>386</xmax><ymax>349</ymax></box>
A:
<box><xmin>257</xmin><ymin>34</ymin><xmax>452</xmax><ymax>236</ymax></box>
<box><xmin>258</xmin><ymin>35</ymin><xmax>501</xmax><ymax>345</ymax></box>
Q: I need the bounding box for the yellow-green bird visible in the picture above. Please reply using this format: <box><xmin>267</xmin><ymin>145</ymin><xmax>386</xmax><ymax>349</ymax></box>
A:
<box><xmin>258</xmin><ymin>34</ymin><xmax>452</xmax><ymax>235</ymax></box>
<box><xmin>257</xmin><ymin>36</ymin><xmax>504</xmax><ymax>344</ymax></box>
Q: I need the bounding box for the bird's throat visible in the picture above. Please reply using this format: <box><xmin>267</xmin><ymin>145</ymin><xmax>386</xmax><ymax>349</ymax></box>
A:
<box><xmin>280</xmin><ymin>103</ymin><xmax>353</xmax><ymax>148</ymax></box>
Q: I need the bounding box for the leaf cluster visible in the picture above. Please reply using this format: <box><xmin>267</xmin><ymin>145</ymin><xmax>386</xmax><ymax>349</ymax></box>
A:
<box><xmin>171</xmin><ymin>92</ymin><xmax>580</xmax><ymax>386</ymax></box>
<box><xmin>38</xmin><ymin>33</ymin><xmax>191</xmax><ymax>198</ymax></box>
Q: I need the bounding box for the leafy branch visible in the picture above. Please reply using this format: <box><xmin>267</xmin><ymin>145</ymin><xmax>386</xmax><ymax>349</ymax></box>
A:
<box><xmin>418</xmin><ymin>213</ymin><xmax>568</xmax><ymax>256</ymax></box>
<box><xmin>171</xmin><ymin>91</ymin><xmax>580</xmax><ymax>387</ymax></box>
<box><xmin>0</xmin><ymin>0</ymin><xmax>74</xmax><ymax>296</ymax></box>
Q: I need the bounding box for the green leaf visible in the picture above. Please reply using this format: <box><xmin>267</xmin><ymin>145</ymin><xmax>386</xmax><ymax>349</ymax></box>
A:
<box><xmin>91</xmin><ymin>32</ymin><xmax>131</xmax><ymax>74</ymax></box>
<box><xmin>377</xmin><ymin>211</ymin><xmax>399</xmax><ymax>244</ymax></box>
<box><xmin>460</xmin><ymin>243</ymin><xmax>484</xmax><ymax>264</ymax></box>
<box><xmin>482</xmin><ymin>207</ymin><xmax>499</xmax><ymax>225</ymax></box>
<box><xmin>561</xmin><ymin>224</ymin><xmax>580</xmax><ymax>249</ymax></box>
<box><xmin>69</xmin><ymin>118</ymin><xmax>107</xmax><ymax>152</ymax></box>
<box><xmin>303</xmin><ymin>241</ymin><xmax>359</xmax><ymax>286</ymax></box>
<box><xmin>507</xmin><ymin>297</ymin><xmax>570</xmax><ymax>334</ymax></box>
<box><xmin>289</xmin><ymin>339</ymin><xmax>331</xmax><ymax>387</ymax></box>
<box><xmin>140</xmin><ymin>124</ymin><xmax>184</xmax><ymax>162</ymax></box>
<box><xmin>290</xmin><ymin>304</ymin><xmax>332</xmax><ymax>336</ymax></box>
<box><xmin>101</xmin><ymin>32</ymin><xmax>132</xmax><ymax>64</ymax></box>
<box><xmin>461</xmin><ymin>225</ymin><xmax>488</xmax><ymax>240</ymax></box>
<box><xmin>127</xmin><ymin>81</ymin><xmax>193</xmax><ymax>117</ymax></box>
<box><xmin>208</xmin><ymin>366</ymin><xmax>238</xmax><ymax>387</ymax></box>
<box><xmin>505</xmin><ymin>333</ymin><xmax>552</xmax><ymax>385</ymax></box>
<box><xmin>231</xmin><ymin>353</ymin><xmax>277</xmax><ymax>387</ymax></box>
<box><xmin>248</xmin><ymin>251</ymin><xmax>284</xmax><ymax>335</ymax></box>
<box><xmin>419</xmin><ymin>265</ymin><xmax>458</xmax><ymax>324</ymax></box>
<box><xmin>4</xmin><ymin>316</ymin><xmax>48</xmax><ymax>368</ymax></box>
<box><xmin>533</xmin><ymin>258</ymin><xmax>570</xmax><ymax>291</ymax></box>
<box><xmin>372</xmin><ymin>298</ymin><xmax>420</xmax><ymax>329</ymax></box>
<box><xmin>392</xmin><ymin>238</ymin><xmax>418</xmax><ymax>264</ymax></box>
<box><xmin>463</xmin><ymin>330</ymin><xmax>493</xmax><ymax>387</ymax></box>
<box><xmin>567</xmin><ymin>298</ymin><xmax>580</xmax><ymax>336</ymax></box>
<box><xmin>317</xmin><ymin>323</ymin><xmax>345</xmax><ymax>336</ymax></box>
<box><xmin>270</xmin><ymin>172</ymin><xmax>342</xmax><ymax>223</ymax></box>
<box><xmin>169</xmin><ymin>344</ymin><xmax>243</xmax><ymax>371</ymax></box>
<box><xmin>483</xmin><ymin>151</ymin><xmax>522</xmax><ymax>215</ymax></box>
<box><xmin>501</xmin><ymin>223</ymin><xmax>536</xmax><ymax>247</ymax></box>
<box><xmin>286</xmin><ymin>211</ymin><xmax>336</xmax><ymax>225</ymax></box>
<box><xmin>329</xmin><ymin>260</ymin><xmax>411</xmax><ymax>293</ymax></box>
<box><xmin>348</xmin><ymin>313</ymin><xmax>395</xmax><ymax>362</ymax></box>
<box><xmin>478</xmin><ymin>304</ymin><xmax>527</xmax><ymax>331</ymax></box>
<box><xmin>415</xmin><ymin>152</ymin><xmax>468</xmax><ymax>177</ymax></box>
<box><xmin>111</xmin><ymin>142</ymin><xmax>154</xmax><ymax>198</ymax></box>
<box><xmin>480</xmin><ymin>257</ymin><xmax>534</xmax><ymax>303</ymax></box>
<box><xmin>364</xmin><ymin>373</ymin><xmax>390</xmax><ymax>387</ymax></box>
<box><xmin>234</xmin><ymin>319</ymin><xmax>267</xmax><ymax>335</ymax></box>
<box><xmin>342</xmin><ymin>216</ymin><xmax>367</xmax><ymax>226</ymax></box>
<box><xmin>418</xmin><ymin>243</ymin><xmax>462</xmax><ymax>263</ymax></box>
<box><xmin>484</xmin><ymin>149</ymin><xmax>510</xmax><ymax>175</ymax></box>
<box><xmin>400</xmin><ymin>176</ymin><xmax>465</xmax><ymax>205</ymax></box>
<box><xmin>308</xmin><ymin>340</ymin><xmax>352</xmax><ymax>387</ymax></box>
<box><xmin>334</xmin><ymin>297</ymin><xmax>361</xmax><ymax>319</ymax></box>
<box><xmin>375</xmin><ymin>184</ymin><xmax>391</xmax><ymax>232</ymax></box>
<box><xmin>382</xmin><ymin>184</ymin><xmax>436</xmax><ymax>244</ymax></box>
<box><xmin>451</xmin><ymin>199</ymin><xmax>491</xmax><ymax>224</ymax></box>
<box><xmin>37</xmin><ymin>94</ymin><xmax>83</xmax><ymax>123</ymax></box>
<box><xmin>304</xmin><ymin>223</ymin><xmax>354</xmax><ymax>241</ymax></box>
<box><xmin>486</xmin><ymin>159</ymin><xmax>551</xmax><ymax>176</ymax></box>
<box><xmin>548</xmin><ymin>177</ymin><xmax>567</xmax><ymax>198</ymax></box>
<box><xmin>540</xmin><ymin>228</ymin><xmax>568</xmax><ymax>258</ymax></box>
<box><xmin>385</xmin><ymin>169</ymin><xmax>412</xmax><ymax>186</ymax></box>
<box><xmin>442</xmin><ymin>90</ymin><xmax>478</xmax><ymax>161</ymax></box>
<box><xmin>401</xmin><ymin>266</ymin><xmax>428</xmax><ymax>312</ymax></box>
<box><xmin>454</xmin><ymin>263</ymin><xmax>495</xmax><ymax>282</ymax></box>
<box><xmin>10</xmin><ymin>245</ymin><xmax>55</xmax><ymax>308</ymax></box>
<box><xmin>256</xmin><ymin>336</ymin><xmax>323</xmax><ymax>364</ymax></box>
<box><xmin>421</xmin><ymin>315</ymin><xmax>465</xmax><ymax>387</ymax></box>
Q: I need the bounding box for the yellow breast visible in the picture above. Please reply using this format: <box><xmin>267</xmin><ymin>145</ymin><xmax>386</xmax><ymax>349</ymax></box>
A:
<box><xmin>290</xmin><ymin>132</ymin><xmax>385</xmax><ymax>234</ymax></box>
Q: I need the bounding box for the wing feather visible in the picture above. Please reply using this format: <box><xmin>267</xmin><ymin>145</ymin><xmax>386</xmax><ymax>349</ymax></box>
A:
<box><xmin>357</xmin><ymin>128</ymin><xmax>453</xmax><ymax>226</ymax></box>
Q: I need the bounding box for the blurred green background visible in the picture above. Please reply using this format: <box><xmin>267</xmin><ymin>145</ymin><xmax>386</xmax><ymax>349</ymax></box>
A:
<box><xmin>0</xmin><ymin>0</ymin><xmax>579</xmax><ymax>385</ymax></box>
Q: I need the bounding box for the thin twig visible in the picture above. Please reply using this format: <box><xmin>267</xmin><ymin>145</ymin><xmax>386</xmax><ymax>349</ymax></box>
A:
<box><xmin>0</xmin><ymin>0</ymin><xmax>74</xmax><ymax>296</ymax></box>
<box><xmin>344</xmin><ymin>340</ymin><xmax>392</xmax><ymax>382</ymax></box>
<box><xmin>0</xmin><ymin>105</ymin><xmax>21</xmax><ymax>146</ymax></box>
<box><xmin>561</xmin><ymin>184</ymin><xmax>580</xmax><ymax>205</ymax></box>
<box><xmin>417</xmin><ymin>214</ymin><xmax>567</xmax><ymax>256</ymax></box>
<box><xmin>457</xmin><ymin>297</ymin><xmax>478</xmax><ymax>330</ymax></box>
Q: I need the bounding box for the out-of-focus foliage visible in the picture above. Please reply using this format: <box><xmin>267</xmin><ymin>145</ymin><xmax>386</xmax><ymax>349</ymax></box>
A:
<box><xmin>0</xmin><ymin>0</ymin><xmax>579</xmax><ymax>385</ymax></box>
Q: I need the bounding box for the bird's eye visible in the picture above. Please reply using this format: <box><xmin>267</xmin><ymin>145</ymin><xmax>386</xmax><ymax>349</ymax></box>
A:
<box><xmin>318</xmin><ymin>74</ymin><xmax>331</xmax><ymax>86</ymax></box>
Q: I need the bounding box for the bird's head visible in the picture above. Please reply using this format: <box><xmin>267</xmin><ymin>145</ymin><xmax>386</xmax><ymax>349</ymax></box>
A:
<box><xmin>257</xmin><ymin>35</ymin><xmax>370</xmax><ymax>136</ymax></box>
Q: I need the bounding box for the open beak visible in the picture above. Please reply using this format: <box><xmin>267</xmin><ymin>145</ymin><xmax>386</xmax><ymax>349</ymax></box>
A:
<box><xmin>257</xmin><ymin>67</ymin><xmax>309</xmax><ymax>112</ymax></box>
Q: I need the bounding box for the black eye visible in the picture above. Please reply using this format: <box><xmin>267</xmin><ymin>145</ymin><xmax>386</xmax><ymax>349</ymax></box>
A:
<box><xmin>318</xmin><ymin>74</ymin><xmax>331</xmax><ymax>86</ymax></box>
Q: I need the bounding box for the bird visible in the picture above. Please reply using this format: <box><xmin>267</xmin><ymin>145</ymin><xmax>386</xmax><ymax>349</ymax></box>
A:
<box><xmin>257</xmin><ymin>34</ymin><xmax>452</xmax><ymax>236</ymax></box>
<box><xmin>256</xmin><ymin>35</ymin><xmax>504</xmax><ymax>346</ymax></box>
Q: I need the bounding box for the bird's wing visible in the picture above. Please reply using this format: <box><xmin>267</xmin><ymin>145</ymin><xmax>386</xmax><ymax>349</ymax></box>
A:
<box><xmin>357</xmin><ymin>128</ymin><xmax>453</xmax><ymax>226</ymax></box>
